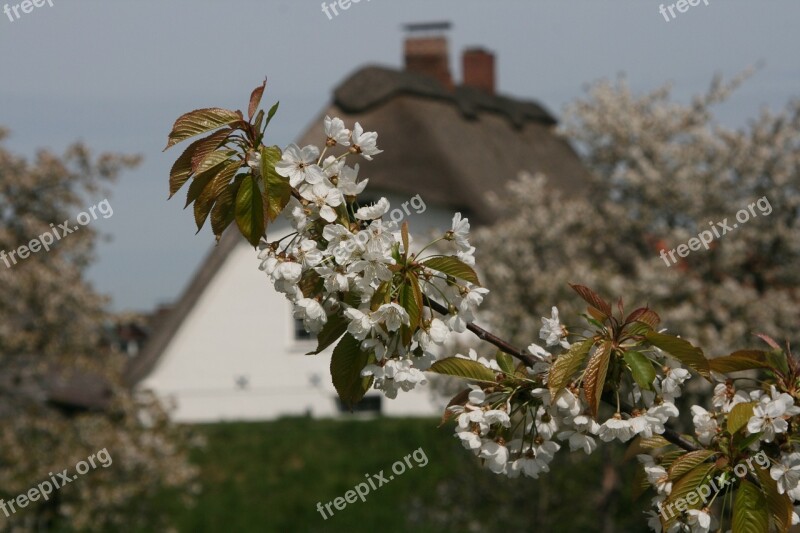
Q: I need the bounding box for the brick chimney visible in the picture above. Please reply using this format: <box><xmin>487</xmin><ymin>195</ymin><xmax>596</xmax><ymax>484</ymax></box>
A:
<box><xmin>403</xmin><ymin>22</ymin><xmax>453</xmax><ymax>90</ymax></box>
<box><xmin>462</xmin><ymin>48</ymin><xmax>495</xmax><ymax>95</ymax></box>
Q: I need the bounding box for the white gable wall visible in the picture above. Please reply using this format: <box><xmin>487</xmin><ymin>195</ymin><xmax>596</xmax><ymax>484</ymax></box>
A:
<box><xmin>140</xmin><ymin>195</ymin><xmax>464</xmax><ymax>423</ymax></box>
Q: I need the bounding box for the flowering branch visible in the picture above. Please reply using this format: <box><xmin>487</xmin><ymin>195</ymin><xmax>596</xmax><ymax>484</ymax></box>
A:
<box><xmin>163</xmin><ymin>82</ymin><xmax>800</xmax><ymax>533</ymax></box>
<box><xmin>424</xmin><ymin>297</ymin><xmax>536</xmax><ymax>367</ymax></box>
<box><xmin>427</xmin><ymin>296</ymin><xmax>698</xmax><ymax>452</ymax></box>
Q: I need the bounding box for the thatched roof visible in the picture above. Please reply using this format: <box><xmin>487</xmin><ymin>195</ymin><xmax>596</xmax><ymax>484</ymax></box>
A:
<box><xmin>296</xmin><ymin>65</ymin><xmax>592</xmax><ymax>224</ymax></box>
<box><xmin>125</xmin><ymin>65</ymin><xmax>593</xmax><ymax>386</ymax></box>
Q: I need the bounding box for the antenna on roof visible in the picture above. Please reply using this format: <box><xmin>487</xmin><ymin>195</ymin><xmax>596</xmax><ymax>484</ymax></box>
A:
<box><xmin>403</xmin><ymin>21</ymin><xmax>452</xmax><ymax>35</ymax></box>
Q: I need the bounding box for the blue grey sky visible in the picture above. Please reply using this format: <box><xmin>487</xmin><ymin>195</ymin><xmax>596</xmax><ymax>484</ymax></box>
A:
<box><xmin>0</xmin><ymin>0</ymin><xmax>797</xmax><ymax>311</ymax></box>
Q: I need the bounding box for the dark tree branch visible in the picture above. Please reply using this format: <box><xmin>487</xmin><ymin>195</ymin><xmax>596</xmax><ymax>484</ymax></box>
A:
<box><xmin>424</xmin><ymin>298</ymin><xmax>537</xmax><ymax>367</ymax></box>
<box><xmin>424</xmin><ymin>298</ymin><xmax>698</xmax><ymax>452</ymax></box>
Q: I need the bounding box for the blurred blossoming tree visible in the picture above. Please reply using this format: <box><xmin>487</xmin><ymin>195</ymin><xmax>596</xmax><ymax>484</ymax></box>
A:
<box><xmin>0</xmin><ymin>129</ymin><xmax>199</xmax><ymax>531</ymax></box>
<box><xmin>476</xmin><ymin>73</ymin><xmax>800</xmax><ymax>356</ymax></box>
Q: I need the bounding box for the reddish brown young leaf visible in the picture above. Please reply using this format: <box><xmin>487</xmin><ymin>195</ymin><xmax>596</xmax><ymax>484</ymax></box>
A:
<box><xmin>569</xmin><ymin>284</ymin><xmax>612</xmax><ymax>317</ymax></box>
<box><xmin>626</xmin><ymin>307</ymin><xmax>661</xmax><ymax>329</ymax></box>
<box><xmin>169</xmin><ymin>136</ymin><xmax>206</xmax><ymax>198</ymax></box>
<box><xmin>583</xmin><ymin>340</ymin><xmax>613</xmax><ymax>417</ymax></box>
<box><xmin>755</xmin><ymin>333</ymin><xmax>782</xmax><ymax>351</ymax></box>
<box><xmin>587</xmin><ymin>306</ymin><xmax>607</xmax><ymax>323</ymax></box>
<box><xmin>548</xmin><ymin>339</ymin><xmax>594</xmax><ymax>399</ymax></box>
<box><xmin>440</xmin><ymin>388</ymin><xmax>472</xmax><ymax>426</ymax></box>
<box><xmin>190</xmin><ymin>128</ymin><xmax>232</xmax><ymax>173</ymax></box>
<box><xmin>164</xmin><ymin>107</ymin><xmax>243</xmax><ymax>150</ymax></box>
<box><xmin>248</xmin><ymin>78</ymin><xmax>267</xmax><ymax>120</ymax></box>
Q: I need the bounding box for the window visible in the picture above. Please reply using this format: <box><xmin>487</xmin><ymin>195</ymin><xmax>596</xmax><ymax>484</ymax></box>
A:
<box><xmin>336</xmin><ymin>395</ymin><xmax>382</xmax><ymax>414</ymax></box>
<box><xmin>294</xmin><ymin>318</ymin><xmax>313</xmax><ymax>341</ymax></box>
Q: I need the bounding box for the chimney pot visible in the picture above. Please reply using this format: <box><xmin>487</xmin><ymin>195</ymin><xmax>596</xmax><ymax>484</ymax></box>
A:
<box><xmin>462</xmin><ymin>48</ymin><xmax>496</xmax><ymax>95</ymax></box>
<box><xmin>404</xmin><ymin>36</ymin><xmax>454</xmax><ymax>90</ymax></box>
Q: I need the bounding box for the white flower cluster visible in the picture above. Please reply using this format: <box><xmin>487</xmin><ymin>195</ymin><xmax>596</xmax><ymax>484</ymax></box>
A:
<box><xmin>258</xmin><ymin>116</ymin><xmax>485</xmax><ymax>399</ymax></box>
<box><xmin>449</xmin><ymin>384</ymin><xmax>567</xmax><ymax>479</ymax></box>
<box><xmin>448</xmin><ymin>308</ymin><xmax>686</xmax><ymax>482</ymax></box>
<box><xmin>639</xmin><ymin>379</ymin><xmax>800</xmax><ymax>532</ymax></box>
<box><xmin>753</xmin><ymin>390</ymin><xmax>800</xmax><ymax>532</ymax></box>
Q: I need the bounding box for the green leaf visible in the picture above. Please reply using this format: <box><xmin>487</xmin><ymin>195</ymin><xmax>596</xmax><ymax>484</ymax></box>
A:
<box><xmin>194</xmin><ymin>160</ymin><xmax>241</xmax><ymax>232</ymax></box>
<box><xmin>733</xmin><ymin>479</ymin><xmax>769</xmax><ymax>533</ymax></box>
<box><xmin>755</xmin><ymin>463</ymin><xmax>793</xmax><ymax>533</ymax></box>
<box><xmin>398</xmin><ymin>277</ymin><xmax>421</xmax><ymax>345</ymax></box>
<box><xmin>548</xmin><ymin>339</ymin><xmax>594</xmax><ymax>398</ymax></box>
<box><xmin>495</xmin><ymin>351</ymin><xmax>515</xmax><ymax>375</ymax></box>
<box><xmin>401</xmin><ymin>221</ymin><xmax>410</xmax><ymax>257</ymax></box>
<box><xmin>260</xmin><ymin>145</ymin><xmax>291</xmax><ymax>223</ymax></box>
<box><xmin>663</xmin><ymin>463</ymin><xmax>715</xmax><ymax>529</ymax></box>
<box><xmin>185</xmin><ymin>159</ymin><xmax>229</xmax><ymax>208</ymax></box>
<box><xmin>264</xmin><ymin>101</ymin><xmax>279</xmax><ymax>129</ymax></box>
<box><xmin>370</xmin><ymin>281</ymin><xmax>392</xmax><ymax>310</ymax></box>
<box><xmin>423</xmin><ymin>256</ymin><xmax>481</xmax><ymax>285</ymax></box>
<box><xmin>583</xmin><ymin>340</ymin><xmax>613</xmax><ymax>417</ymax></box>
<box><xmin>734</xmin><ymin>432</ymin><xmax>763</xmax><ymax>452</ymax></box>
<box><xmin>623</xmin><ymin>351</ymin><xmax>656</xmax><ymax>391</ymax></box>
<box><xmin>645</xmin><ymin>331</ymin><xmax>710</xmax><ymax>379</ymax></box>
<box><xmin>398</xmin><ymin>277</ymin><xmax>421</xmax><ymax>330</ymax></box>
<box><xmin>728</xmin><ymin>402</ymin><xmax>757</xmax><ymax>435</ymax></box>
<box><xmin>165</xmin><ymin>107</ymin><xmax>243</xmax><ymax>150</ymax></box>
<box><xmin>709</xmin><ymin>350</ymin><xmax>771</xmax><ymax>374</ymax></box>
<box><xmin>252</xmin><ymin>109</ymin><xmax>265</xmax><ymax>138</ymax></box>
<box><xmin>330</xmin><ymin>333</ymin><xmax>375</xmax><ymax>409</ymax></box>
<box><xmin>235</xmin><ymin>174</ymin><xmax>265</xmax><ymax>247</ymax></box>
<box><xmin>308</xmin><ymin>311</ymin><xmax>348</xmax><ymax>355</ymax></box>
<box><xmin>639</xmin><ymin>435</ymin><xmax>670</xmax><ymax>450</ymax></box>
<box><xmin>429</xmin><ymin>357</ymin><xmax>497</xmax><ymax>383</ymax></box>
<box><xmin>210</xmin><ymin>178</ymin><xmax>240</xmax><ymax>240</ymax></box>
<box><xmin>659</xmin><ymin>450</ymin><xmax>685</xmax><ymax>470</ymax></box>
<box><xmin>668</xmin><ymin>450</ymin><xmax>716</xmax><ymax>481</ymax></box>
<box><xmin>766</xmin><ymin>349</ymin><xmax>790</xmax><ymax>376</ymax></box>
<box><xmin>569</xmin><ymin>284</ymin><xmax>612</xmax><ymax>317</ymax></box>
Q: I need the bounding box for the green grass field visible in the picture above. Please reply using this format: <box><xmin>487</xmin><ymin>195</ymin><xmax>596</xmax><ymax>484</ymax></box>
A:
<box><xmin>156</xmin><ymin>416</ymin><xmax>650</xmax><ymax>533</ymax></box>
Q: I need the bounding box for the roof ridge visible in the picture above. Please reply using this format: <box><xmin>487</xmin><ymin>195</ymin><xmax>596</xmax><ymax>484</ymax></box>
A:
<box><xmin>334</xmin><ymin>65</ymin><xmax>556</xmax><ymax>129</ymax></box>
